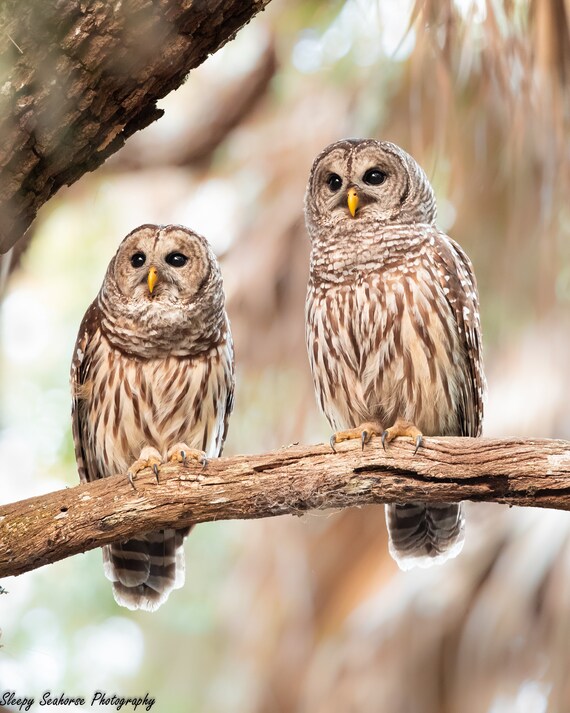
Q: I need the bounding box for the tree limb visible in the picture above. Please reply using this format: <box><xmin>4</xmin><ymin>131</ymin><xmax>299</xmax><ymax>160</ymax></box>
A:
<box><xmin>0</xmin><ymin>0</ymin><xmax>272</xmax><ymax>253</ymax></box>
<box><xmin>2</xmin><ymin>437</ymin><xmax>570</xmax><ymax>579</ymax></box>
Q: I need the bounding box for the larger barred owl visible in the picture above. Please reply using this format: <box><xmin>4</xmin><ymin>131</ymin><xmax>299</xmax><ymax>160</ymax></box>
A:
<box><xmin>305</xmin><ymin>139</ymin><xmax>484</xmax><ymax>569</ymax></box>
<box><xmin>71</xmin><ymin>224</ymin><xmax>234</xmax><ymax>610</ymax></box>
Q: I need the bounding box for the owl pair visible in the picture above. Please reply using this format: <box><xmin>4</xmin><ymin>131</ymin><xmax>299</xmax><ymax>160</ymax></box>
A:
<box><xmin>72</xmin><ymin>139</ymin><xmax>484</xmax><ymax>611</ymax></box>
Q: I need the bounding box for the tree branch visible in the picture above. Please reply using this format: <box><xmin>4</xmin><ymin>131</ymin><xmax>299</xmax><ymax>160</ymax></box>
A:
<box><xmin>2</xmin><ymin>437</ymin><xmax>570</xmax><ymax>579</ymax></box>
<box><xmin>0</xmin><ymin>0</ymin><xmax>272</xmax><ymax>253</ymax></box>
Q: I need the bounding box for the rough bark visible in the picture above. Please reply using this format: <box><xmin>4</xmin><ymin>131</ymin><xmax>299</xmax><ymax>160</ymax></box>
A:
<box><xmin>0</xmin><ymin>0</ymin><xmax>272</xmax><ymax>254</ymax></box>
<box><xmin>1</xmin><ymin>436</ymin><xmax>570</xmax><ymax>579</ymax></box>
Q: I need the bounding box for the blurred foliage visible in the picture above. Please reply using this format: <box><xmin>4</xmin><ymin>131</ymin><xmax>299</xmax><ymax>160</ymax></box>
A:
<box><xmin>2</xmin><ymin>0</ymin><xmax>570</xmax><ymax>711</ymax></box>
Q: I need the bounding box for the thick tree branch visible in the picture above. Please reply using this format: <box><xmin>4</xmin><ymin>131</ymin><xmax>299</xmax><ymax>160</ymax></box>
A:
<box><xmin>0</xmin><ymin>0</ymin><xmax>271</xmax><ymax>253</ymax></box>
<box><xmin>1</xmin><ymin>437</ymin><xmax>570</xmax><ymax>579</ymax></box>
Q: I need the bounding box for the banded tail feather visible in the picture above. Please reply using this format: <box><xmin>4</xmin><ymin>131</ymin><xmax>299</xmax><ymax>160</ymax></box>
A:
<box><xmin>385</xmin><ymin>503</ymin><xmax>465</xmax><ymax>571</ymax></box>
<box><xmin>102</xmin><ymin>527</ymin><xmax>190</xmax><ymax>612</ymax></box>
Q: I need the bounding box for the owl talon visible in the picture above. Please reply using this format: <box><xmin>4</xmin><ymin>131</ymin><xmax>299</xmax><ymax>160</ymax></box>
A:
<box><xmin>127</xmin><ymin>448</ymin><xmax>163</xmax><ymax>488</ymax></box>
<box><xmin>329</xmin><ymin>422</ymin><xmax>383</xmax><ymax>451</ymax></box>
<box><xmin>381</xmin><ymin>419</ymin><xmax>423</xmax><ymax>453</ymax></box>
<box><xmin>414</xmin><ymin>434</ymin><xmax>423</xmax><ymax>455</ymax></box>
<box><xmin>168</xmin><ymin>443</ymin><xmax>207</xmax><ymax>470</ymax></box>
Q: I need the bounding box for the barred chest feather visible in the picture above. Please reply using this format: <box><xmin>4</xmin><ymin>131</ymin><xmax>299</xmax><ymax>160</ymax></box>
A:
<box><xmin>306</xmin><ymin>242</ymin><xmax>469</xmax><ymax>436</ymax></box>
<box><xmin>78</xmin><ymin>330</ymin><xmax>232</xmax><ymax>478</ymax></box>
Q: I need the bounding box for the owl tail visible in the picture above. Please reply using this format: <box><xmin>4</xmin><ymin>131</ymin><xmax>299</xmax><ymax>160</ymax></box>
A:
<box><xmin>385</xmin><ymin>503</ymin><xmax>465</xmax><ymax>570</ymax></box>
<box><xmin>102</xmin><ymin>527</ymin><xmax>191</xmax><ymax>612</ymax></box>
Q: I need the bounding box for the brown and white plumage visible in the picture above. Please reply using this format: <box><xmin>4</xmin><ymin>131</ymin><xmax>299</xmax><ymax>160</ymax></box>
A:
<box><xmin>305</xmin><ymin>139</ymin><xmax>484</xmax><ymax>569</ymax></box>
<box><xmin>71</xmin><ymin>224</ymin><xmax>234</xmax><ymax>610</ymax></box>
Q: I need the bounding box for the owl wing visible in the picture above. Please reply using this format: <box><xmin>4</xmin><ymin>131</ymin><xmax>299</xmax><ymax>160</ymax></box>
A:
<box><xmin>218</xmin><ymin>324</ymin><xmax>235</xmax><ymax>455</ymax></box>
<box><xmin>70</xmin><ymin>300</ymin><xmax>101</xmax><ymax>483</ymax></box>
<box><xmin>433</xmin><ymin>233</ymin><xmax>485</xmax><ymax>437</ymax></box>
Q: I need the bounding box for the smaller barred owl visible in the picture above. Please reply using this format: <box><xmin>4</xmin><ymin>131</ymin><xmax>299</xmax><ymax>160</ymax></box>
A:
<box><xmin>71</xmin><ymin>224</ymin><xmax>234</xmax><ymax>611</ymax></box>
<box><xmin>305</xmin><ymin>139</ymin><xmax>485</xmax><ymax>570</ymax></box>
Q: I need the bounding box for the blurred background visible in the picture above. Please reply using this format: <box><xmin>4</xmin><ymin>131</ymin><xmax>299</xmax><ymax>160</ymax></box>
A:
<box><xmin>2</xmin><ymin>0</ymin><xmax>570</xmax><ymax>711</ymax></box>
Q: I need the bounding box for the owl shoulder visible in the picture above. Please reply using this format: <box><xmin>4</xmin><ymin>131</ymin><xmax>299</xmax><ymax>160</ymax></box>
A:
<box><xmin>428</xmin><ymin>231</ymin><xmax>477</xmax><ymax>291</ymax></box>
<box><xmin>70</xmin><ymin>300</ymin><xmax>103</xmax><ymax>394</ymax></box>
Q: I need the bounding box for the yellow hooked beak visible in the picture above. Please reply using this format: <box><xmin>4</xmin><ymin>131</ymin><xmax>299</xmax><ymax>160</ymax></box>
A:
<box><xmin>347</xmin><ymin>187</ymin><xmax>359</xmax><ymax>217</ymax></box>
<box><xmin>147</xmin><ymin>266</ymin><xmax>158</xmax><ymax>294</ymax></box>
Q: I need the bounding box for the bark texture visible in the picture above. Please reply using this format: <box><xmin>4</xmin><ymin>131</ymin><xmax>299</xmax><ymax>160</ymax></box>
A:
<box><xmin>0</xmin><ymin>0</ymin><xmax>271</xmax><ymax>253</ymax></box>
<box><xmin>1</xmin><ymin>437</ymin><xmax>570</xmax><ymax>578</ymax></box>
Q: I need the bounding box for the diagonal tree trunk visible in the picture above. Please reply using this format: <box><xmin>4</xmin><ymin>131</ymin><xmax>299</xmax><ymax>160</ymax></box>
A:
<box><xmin>0</xmin><ymin>0</ymin><xmax>272</xmax><ymax>254</ymax></box>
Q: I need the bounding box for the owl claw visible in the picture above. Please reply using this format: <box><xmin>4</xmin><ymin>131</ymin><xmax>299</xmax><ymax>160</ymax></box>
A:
<box><xmin>127</xmin><ymin>449</ymin><xmax>162</xmax><ymax>489</ymax></box>
<box><xmin>329</xmin><ymin>422</ymin><xmax>382</xmax><ymax>451</ymax></box>
<box><xmin>381</xmin><ymin>420</ymin><xmax>423</xmax><ymax>453</ymax></box>
<box><xmin>414</xmin><ymin>434</ymin><xmax>423</xmax><ymax>455</ymax></box>
<box><xmin>168</xmin><ymin>443</ymin><xmax>208</xmax><ymax>471</ymax></box>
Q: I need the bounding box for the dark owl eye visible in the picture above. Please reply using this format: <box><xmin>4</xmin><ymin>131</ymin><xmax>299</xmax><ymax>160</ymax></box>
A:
<box><xmin>326</xmin><ymin>173</ymin><xmax>342</xmax><ymax>192</ymax></box>
<box><xmin>363</xmin><ymin>168</ymin><xmax>387</xmax><ymax>185</ymax></box>
<box><xmin>130</xmin><ymin>252</ymin><xmax>146</xmax><ymax>268</ymax></box>
<box><xmin>165</xmin><ymin>252</ymin><xmax>188</xmax><ymax>268</ymax></box>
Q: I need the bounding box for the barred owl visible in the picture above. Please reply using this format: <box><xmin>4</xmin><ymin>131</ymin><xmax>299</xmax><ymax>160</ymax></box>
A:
<box><xmin>71</xmin><ymin>224</ymin><xmax>234</xmax><ymax>610</ymax></box>
<box><xmin>305</xmin><ymin>139</ymin><xmax>484</xmax><ymax>569</ymax></box>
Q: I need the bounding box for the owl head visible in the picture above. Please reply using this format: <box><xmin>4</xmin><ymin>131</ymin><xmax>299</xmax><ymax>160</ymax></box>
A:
<box><xmin>305</xmin><ymin>138</ymin><xmax>437</xmax><ymax>235</ymax></box>
<box><xmin>107</xmin><ymin>224</ymin><xmax>217</xmax><ymax>305</ymax></box>
<box><xmin>99</xmin><ymin>224</ymin><xmax>225</xmax><ymax>356</ymax></box>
